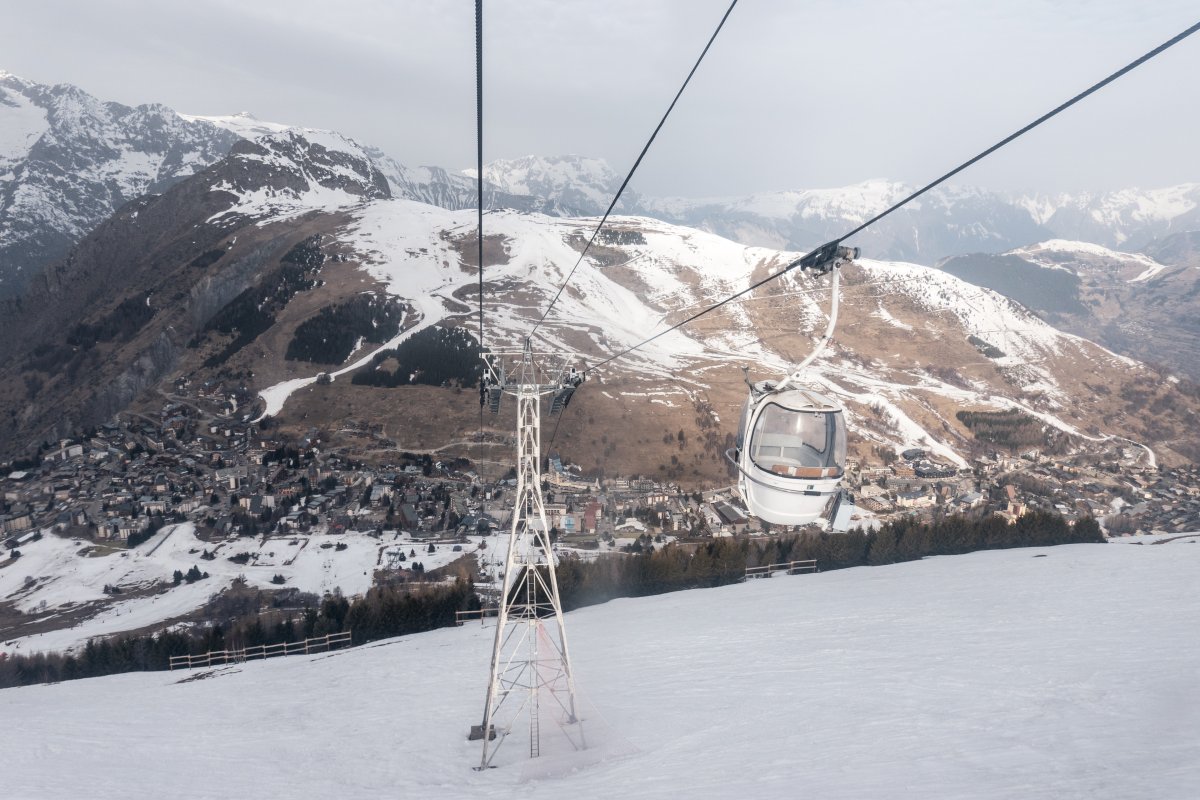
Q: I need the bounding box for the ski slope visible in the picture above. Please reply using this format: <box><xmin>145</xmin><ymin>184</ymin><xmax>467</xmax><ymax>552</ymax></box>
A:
<box><xmin>1</xmin><ymin>524</ymin><xmax>485</xmax><ymax>656</ymax></box>
<box><xmin>3</xmin><ymin>538</ymin><xmax>1198</xmax><ymax>799</ymax></box>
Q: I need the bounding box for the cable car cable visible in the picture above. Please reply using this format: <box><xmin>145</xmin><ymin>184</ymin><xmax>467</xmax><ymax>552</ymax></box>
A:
<box><xmin>584</xmin><ymin>18</ymin><xmax>1200</xmax><ymax>375</ymax></box>
<box><xmin>527</xmin><ymin>0</ymin><xmax>740</xmax><ymax>343</ymax></box>
<box><xmin>475</xmin><ymin>0</ymin><xmax>486</xmax><ymax>458</ymax></box>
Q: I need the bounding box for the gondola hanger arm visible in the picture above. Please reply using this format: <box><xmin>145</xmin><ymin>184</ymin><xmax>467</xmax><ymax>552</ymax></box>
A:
<box><xmin>772</xmin><ymin>245</ymin><xmax>857</xmax><ymax>393</ymax></box>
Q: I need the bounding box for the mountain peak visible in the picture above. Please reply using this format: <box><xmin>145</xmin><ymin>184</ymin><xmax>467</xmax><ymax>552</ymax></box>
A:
<box><xmin>177</xmin><ymin>111</ymin><xmax>291</xmax><ymax>140</ymax></box>
<box><xmin>478</xmin><ymin>154</ymin><xmax>621</xmax><ymax>215</ymax></box>
<box><xmin>204</xmin><ymin>126</ymin><xmax>390</xmax><ymax>224</ymax></box>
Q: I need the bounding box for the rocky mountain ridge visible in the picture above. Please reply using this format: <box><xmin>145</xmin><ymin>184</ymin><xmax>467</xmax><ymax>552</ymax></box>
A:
<box><xmin>4</xmin><ymin>72</ymin><xmax>1197</xmax><ymax>300</ymax></box>
<box><xmin>0</xmin><ymin>72</ymin><xmax>240</xmax><ymax>297</ymax></box>
<box><xmin>6</xmin><ymin>73</ymin><xmax>1198</xmax><ymax>303</ymax></box>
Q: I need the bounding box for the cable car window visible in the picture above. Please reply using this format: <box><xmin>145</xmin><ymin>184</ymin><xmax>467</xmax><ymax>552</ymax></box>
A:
<box><xmin>749</xmin><ymin>403</ymin><xmax>845</xmax><ymax>477</ymax></box>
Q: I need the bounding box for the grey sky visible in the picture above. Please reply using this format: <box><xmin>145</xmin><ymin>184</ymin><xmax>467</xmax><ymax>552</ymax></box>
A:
<box><xmin>3</xmin><ymin>0</ymin><xmax>1197</xmax><ymax>197</ymax></box>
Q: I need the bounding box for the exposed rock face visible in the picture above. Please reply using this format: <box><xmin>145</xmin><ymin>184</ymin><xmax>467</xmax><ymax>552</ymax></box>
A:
<box><xmin>0</xmin><ymin>123</ymin><xmax>388</xmax><ymax>455</ymax></box>
<box><xmin>0</xmin><ymin>72</ymin><xmax>241</xmax><ymax>297</ymax></box>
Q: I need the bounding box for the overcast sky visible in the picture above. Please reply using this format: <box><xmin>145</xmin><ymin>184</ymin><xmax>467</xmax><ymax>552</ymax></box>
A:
<box><xmin>3</xmin><ymin>0</ymin><xmax>1197</xmax><ymax>197</ymax></box>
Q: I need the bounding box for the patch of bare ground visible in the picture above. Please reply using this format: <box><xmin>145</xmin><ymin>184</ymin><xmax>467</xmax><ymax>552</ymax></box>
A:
<box><xmin>446</xmin><ymin>232</ymin><xmax>511</xmax><ymax>272</ymax></box>
<box><xmin>240</xmin><ymin>259</ymin><xmax>390</xmax><ymax>387</ymax></box>
<box><xmin>0</xmin><ymin>580</ymin><xmax>173</xmax><ymax>643</ymax></box>
<box><xmin>273</xmin><ymin>360</ymin><xmax>743</xmax><ymax>487</ymax></box>
<box><xmin>175</xmin><ymin>667</ymin><xmax>242</xmax><ymax>683</ymax></box>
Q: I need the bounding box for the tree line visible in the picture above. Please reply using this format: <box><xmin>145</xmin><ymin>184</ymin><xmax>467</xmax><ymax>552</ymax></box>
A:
<box><xmin>552</xmin><ymin>511</ymin><xmax>1102</xmax><ymax>611</ymax></box>
<box><xmin>197</xmin><ymin>235</ymin><xmax>325</xmax><ymax>368</ymax></box>
<box><xmin>956</xmin><ymin>408</ymin><xmax>1065</xmax><ymax>451</ymax></box>
<box><xmin>0</xmin><ymin>578</ymin><xmax>477</xmax><ymax>689</ymax></box>
<box><xmin>286</xmin><ymin>294</ymin><xmax>405</xmax><ymax>364</ymax></box>
<box><xmin>350</xmin><ymin>325</ymin><xmax>481</xmax><ymax>388</ymax></box>
<box><xmin>968</xmin><ymin>335</ymin><xmax>1005</xmax><ymax>359</ymax></box>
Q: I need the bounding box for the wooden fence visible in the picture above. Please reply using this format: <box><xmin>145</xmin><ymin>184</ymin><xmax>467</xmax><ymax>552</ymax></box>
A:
<box><xmin>168</xmin><ymin>630</ymin><xmax>353</xmax><ymax>670</ymax></box>
<box><xmin>455</xmin><ymin>608</ymin><xmax>499</xmax><ymax>626</ymax></box>
<box><xmin>744</xmin><ymin>559</ymin><xmax>818</xmax><ymax>580</ymax></box>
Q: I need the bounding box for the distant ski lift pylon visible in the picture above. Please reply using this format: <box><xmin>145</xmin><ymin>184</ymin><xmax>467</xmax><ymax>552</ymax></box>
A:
<box><xmin>729</xmin><ymin>243</ymin><xmax>858</xmax><ymax>526</ymax></box>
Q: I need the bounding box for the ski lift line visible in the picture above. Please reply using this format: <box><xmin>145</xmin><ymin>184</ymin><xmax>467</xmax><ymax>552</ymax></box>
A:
<box><xmin>584</xmin><ymin>19</ymin><xmax>1200</xmax><ymax>374</ymax></box>
<box><xmin>527</xmin><ymin>0</ymin><xmax>741</xmax><ymax>343</ymax></box>
<box><xmin>476</xmin><ymin>0</ymin><xmax>485</xmax><ymax>354</ymax></box>
<box><xmin>476</xmin><ymin>0</ymin><xmax>486</xmax><ymax>459</ymax></box>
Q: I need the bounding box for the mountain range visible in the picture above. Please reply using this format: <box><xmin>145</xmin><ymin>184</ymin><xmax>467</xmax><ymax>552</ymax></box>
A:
<box><xmin>4</xmin><ymin>72</ymin><xmax>1198</xmax><ymax>294</ymax></box>
<box><xmin>1</xmin><ymin>72</ymin><xmax>1198</xmax><ymax>472</ymax></box>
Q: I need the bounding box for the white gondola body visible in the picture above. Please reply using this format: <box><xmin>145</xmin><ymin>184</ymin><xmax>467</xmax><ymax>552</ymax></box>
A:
<box><xmin>736</xmin><ymin>384</ymin><xmax>847</xmax><ymax>526</ymax></box>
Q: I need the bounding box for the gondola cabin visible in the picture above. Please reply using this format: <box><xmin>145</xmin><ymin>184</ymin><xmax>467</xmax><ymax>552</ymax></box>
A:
<box><xmin>735</xmin><ymin>382</ymin><xmax>847</xmax><ymax>526</ymax></box>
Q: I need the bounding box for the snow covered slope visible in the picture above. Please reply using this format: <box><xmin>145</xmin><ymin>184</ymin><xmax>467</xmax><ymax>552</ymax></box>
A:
<box><xmin>1</xmin><ymin>523</ymin><xmax>486</xmax><ymax>656</ymax></box>
<box><xmin>177</xmin><ymin>111</ymin><xmax>291</xmax><ymax>140</ymax></box>
<box><xmin>248</xmin><ymin>198</ymin><xmax>1148</xmax><ymax>466</ymax></box>
<box><xmin>1009</xmin><ymin>239</ymin><xmax>1171</xmax><ymax>282</ymax></box>
<box><xmin>208</xmin><ymin>128</ymin><xmax>391</xmax><ymax>223</ymax></box>
<box><xmin>477</xmin><ymin>154</ymin><xmax>626</xmax><ymax>215</ymax></box>
<box><xmin>1019</xmin><ymin>184</ymin><xmax>1200</xmax><ymax>249</ymax></box>
<box><xmin>642</xmin><ymin>180</ymin><xmax>1055</xmax><ymax>263</ymax></box>
<box><xmin>642</xmin><ymin>180</ymin><xmax>1200</xmax><ymax>263</ymax></box>
<box><xmin>4</xmin><ymin>538</ymin><xmax>1198</xmax><ymax>799</ymax></box>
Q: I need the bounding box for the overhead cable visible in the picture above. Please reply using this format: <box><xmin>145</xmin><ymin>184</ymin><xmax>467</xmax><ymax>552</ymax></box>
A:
<box><xmin>586</xmin><ymin>19</ymin><xmax>1200</xmax><ymax>373</ymax></box>
<box><xmin>528</xmin><ymin>0</ymin><xmax>741</xmax><ymax>342</ymax></box>
<box><xmin>475</xmin><ymin>0</ymin><xmax>486</xmax><ymax>452</ymax></box>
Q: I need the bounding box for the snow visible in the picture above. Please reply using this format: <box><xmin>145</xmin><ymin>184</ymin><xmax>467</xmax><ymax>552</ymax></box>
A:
<box><xmin>646</xmin><ymin>180</ymin><xmax>915</xmax><ymax>225</ymax></box>
<box><xmin>1016</xmin><ymin>185</ymin><xmax>1200</xmax><ymax>245</ymax></box>
<box><xmin>870</xmin><ymin>300</ymin><xmax>913</xmax><ymax>331</ymax></box>
<box><xmin>177</xmin><ymin>111</ymin><xmax>291</xmax><ymax>140</ymax></box>
<box><xmin>205</xmin><ymin>128</ymin><xmax>382</xmax><ymax>226</ymax></box>
<box><xmin>249</xmin><ymin>195</ymin><xmax>1149</xmax><ymax>463</ymax></box>
<box><xmin>1011</xmin><ymin>239</ymin><xmax>1168</xmax><ymax>280</ymax></box>
<box><xmin>1</xmin><ymin>524</ymin><xmax>485</xmax><ymax>655</ymax></box>
<box><xmin>480</xmin><ymin>154</ymin><xmax>617</xmax><ymax>210</ymax></box>
<box><xmin>3</xmin><ymin>541</ymin><xmax>1199</xmax><ymax>799</ymax></box>
<box><xmin>0</xmin><ymin>80</ymin><xmax>49</xmax><ymax>167</ymax></box>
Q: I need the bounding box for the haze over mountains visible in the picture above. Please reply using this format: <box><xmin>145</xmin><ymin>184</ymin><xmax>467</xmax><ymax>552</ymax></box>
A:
<box><xmin>1</xmin><ymin>71</ymin><xmax>1198</xmax><ymax>471</ymax></box>
<box><xmin>3</xmin><ymin>73</ymin><xmax>1198</xmax><ymax>293</ymax></box>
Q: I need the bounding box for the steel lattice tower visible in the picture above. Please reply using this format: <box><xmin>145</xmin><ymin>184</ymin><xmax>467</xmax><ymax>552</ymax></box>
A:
<box><xmin>472</xmin><ymin>345</ymin><xmax>585</xmax><ymax>769</ymax></box>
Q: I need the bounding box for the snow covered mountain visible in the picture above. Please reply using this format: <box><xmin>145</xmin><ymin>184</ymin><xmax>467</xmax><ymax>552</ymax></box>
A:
<box><xmin>0</xmin><ymin>75</ymin><xmax>624</xmax><ymax>299</ymax></box>
<box><xmin>2</xmin><ymin>75</ymin><xmax>1198</xmax><ymax>469</ymax></box>
<box><xmin>938</xmin><ymin>236</ymin><xmax>1200</xmax><ymax>382</ymax></box>
<box><xmin>5</xmin><ymin>71</ymin><xmax>1196</xmax><ymax>303</ymax></box>
<box><xmin>1018</xmin><ymin>184</ymin><xmax>1200</xmax><ymax>250</ymax></box>
<box><xmin>475</xmin><ymin>154</ymin><xmax>629</xmax><ymax>216</ymax></box>
<box><xmin>3</xmin><ymin>117</ymin><xmax>1196</xmax><ymax>475</ymax></box>
<box><xmin>640</xmin><ymin>179</ymin><xmax>1200</xmax><ymax>264</ymax></box>
<box><xmin>641</xmin><ymin>180</ymin><xmax>1052</xmax><ymax>263</ymax></box>
<box><xmin>0</xmin><ymin>72</ymin><xmax>240</xmax><ymax>297</ymax></box>
<box><xmin>4</xmin><ymin>539</ymin><xmax>1199</xmax><ymax>798</ymax></box>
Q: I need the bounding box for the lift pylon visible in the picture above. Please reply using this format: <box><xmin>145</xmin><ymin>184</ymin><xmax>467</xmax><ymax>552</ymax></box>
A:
<box><xmin>471</xmin><ymin>344</ymin><xmax>585</xmax><ymax>769</ymax></box>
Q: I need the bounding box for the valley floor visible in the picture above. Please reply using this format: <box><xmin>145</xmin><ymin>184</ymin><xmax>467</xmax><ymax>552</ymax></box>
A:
<box><xmin>3</xmin><ymin>538</ymin><xmax>1199</xmax><ymax>799</ymax></box>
